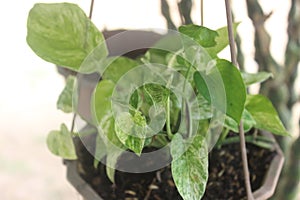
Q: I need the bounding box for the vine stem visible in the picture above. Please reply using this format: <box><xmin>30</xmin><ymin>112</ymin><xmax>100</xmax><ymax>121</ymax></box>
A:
<box><xmin>224</xmin><ymin>0</ymin><xmax>254</xmax><ymax>199</ymax></box>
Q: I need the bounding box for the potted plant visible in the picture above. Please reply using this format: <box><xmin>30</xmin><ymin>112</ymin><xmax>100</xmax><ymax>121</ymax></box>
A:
<box><xmin>26</xmin><ymin>2</ymin><xmax>288</xmax><ymax>200</ymax></box>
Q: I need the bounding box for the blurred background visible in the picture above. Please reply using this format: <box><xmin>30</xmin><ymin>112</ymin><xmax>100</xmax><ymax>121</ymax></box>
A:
<box><xmin>0</xmin><ymin>0</ymin><xmax>298</xmax><ymax>199</ymax></box>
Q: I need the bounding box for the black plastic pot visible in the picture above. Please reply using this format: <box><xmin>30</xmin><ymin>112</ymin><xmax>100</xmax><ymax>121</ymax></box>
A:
<box><xmin>64</xmin><ymin>131</ymin><xmax>284</xmax><ymax>200</ymax></box>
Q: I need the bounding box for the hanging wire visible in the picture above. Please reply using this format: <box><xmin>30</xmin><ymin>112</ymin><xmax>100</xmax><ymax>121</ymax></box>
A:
<box><xmin>89</xmin><ymin>0</ymin><xmax>95</xmax><ymax>19</ymax></box>
<box><xmin>224</xmin><ymin>0</ymin><xmax>254</xmax><ymax>199</ymax></box>
<box><xmin>71</xmin><ymin>0</ymin><xmax>95</xmax><ymax>133</ymax></box>
<box><xmin>201</xmin><ymin>0</ymin><xmax>204</xmax><ymax>26</ymax></box>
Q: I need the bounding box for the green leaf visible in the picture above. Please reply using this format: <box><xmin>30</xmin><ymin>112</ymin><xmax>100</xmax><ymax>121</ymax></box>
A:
<box><xmin>143</xmin><ymin>84</ymin><xmax>170</xmax><ymax>105</ymax></box>
<box><xmin>171</xmin><ymin>133</ymin><xmax>208</xmax><ymax>200</ymax></box>
<box><xmin>27</xmin><ymin>3</ymin><xmax>107</xmax><ymax>71</ymax></box>
<box><xmin>57</xmin><ymin>76</ymin><xmax>76</xmax><ymax>113</ymax></box>
<box><xmin>92</xmin><ymin>80</ymin><xmax>124</xmax><ymax>148</ymax></box>
<box><xmin>245</xmin><ymin>95</ymin><xmax>289</xmax><ymax>136</ymax></box>
<box><xmin>46</xmin><ymin>124</ymin><xmax>77</xmax><ymax>160</ymax></box>
<box><xmin>93</xmin><ymin>134</ymin><xmax>107</xmax><ymax>169</ymax></box>
<box><xmin>106</xmin><ymin>149</ymin><xmax>123</xmax><ymax>183</ymax></box>
<box><xmin>115</xmin><ymin>111</ymin><xmax>147</xmax><ymax>155</ymax></box>
<box><xmin>102</xmin><ymin>57</ymin><xmax>139</xmax><ymax>83</ymax></box>
<box><xmin>179</xmin><ymin>25</ymin><xmax>218</xmax><ymax>48</ymax></box>
<box><xmin>242</xmin><ymin>71</ymin><xmax>273</xmax><ymax>86</ymax></box>
<box><xmin>206</xmin><ymin>23</ymin><xmax>239</xmax><ymax>57</ymax></box>
<box><xmin>195</xmin><ymin>94</ymin><xmax>213</xmax><ymax>120</ymax></box>
<box><xmin>92</xmin><ymin>80</ymin><xmax>126</xmax><ymax>182</ymax></box>
<box><xmin>224</xmin><ymin>109</ymin><xmax>256</xmax><ymax>133</ymax></box>
<box><xmin>194</xmin><ymin>59</ymin><xmax>246</xmax><ymax>123</ymax></box>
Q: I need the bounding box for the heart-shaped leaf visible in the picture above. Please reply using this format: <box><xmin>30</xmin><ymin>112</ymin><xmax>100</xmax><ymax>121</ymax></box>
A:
<box><xmin>27</xmin><ymin>3</ymin><xmax>107</xmax><ymax>71</ymax></box>
<box><xmin>194</xmin><ymin>59</ymin><xmax>246</xmax><ymax>123</ymax></box>
<box><xmin>47</xmin><ymin>124</ymin><xmax>77</xmax><ymax>160</ymax></box>
<box><xmin>245</xmin><ymin>95</ymin><xmax>289</xmax><ymax>136</ymax></box>
<box><xmin>92</xmin><ymin>80</ymin><xmax>124</xmax><ymax>148</ymax></box>
<box><xmin>242</xmin><ymin>71</ymin><xmax>273</xmax><ymax>86</ymax></box>
<box><xmin>206</xmin><ymin>23</ymin><xmax>239</xmax><ymax>57</ymax></box>
<box><xmin>115</xmin><ymin>111</ymin><xmax>147</xmax><ymax>155</ymax></box>
<box><xmin>179</xmin><ymin>25</ymin><xmax>218</xmax><ymax>48</ymax></box>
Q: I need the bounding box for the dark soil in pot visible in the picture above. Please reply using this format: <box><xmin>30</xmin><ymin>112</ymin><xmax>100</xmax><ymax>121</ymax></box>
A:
<box><xmin>75</xmin><ymin>132</ymin><xmax>276</xmax><ymax>200</ymax></box>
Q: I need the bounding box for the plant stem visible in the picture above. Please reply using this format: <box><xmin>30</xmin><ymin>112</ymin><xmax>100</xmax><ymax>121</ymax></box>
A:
<box><xmin>70</xmin><ymin>113</ymin><xmax>77</xmax><ymax>133</ymax></box>
<box><xmin>216</xmin><ymin>128</ymin><xmax>230</xmax><ymax>148</ymax></box>
<box><xmin>224</xmin><ymin>0</ymin><xmax>254</xmax><ymax>199</ymax></box>
<box><xmin>166</xmin><ymin>96</ymin><xmax>173</xmax><ymax>140</ymax></box>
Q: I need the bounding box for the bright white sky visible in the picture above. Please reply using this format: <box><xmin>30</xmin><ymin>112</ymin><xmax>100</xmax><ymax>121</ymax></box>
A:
<box><xmin>0</xmin><ymin>0</ymin><xmax>296</xmax><ymax>199</ymax></box>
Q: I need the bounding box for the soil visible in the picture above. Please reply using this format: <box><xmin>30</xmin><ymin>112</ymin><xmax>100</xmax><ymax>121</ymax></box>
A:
<box><xmin>77</xmin><ymin>133</ymin><xmax>276</xmax><ymax>200</ymax></box>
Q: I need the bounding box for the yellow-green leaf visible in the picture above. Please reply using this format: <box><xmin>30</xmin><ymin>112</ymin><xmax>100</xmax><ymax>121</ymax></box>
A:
<box><xmin>46</xmin><ymin>124</ymin><xmax>77</xmax><ymax>160</ymax></box>
<box><xmin>57</xmin><ymin>76</ymin><xmax>76</xmax><ymax>113</ymax></box>
<box><xmin>245</xmin><ymin>95</ymin><xmax>289</xmax><ymax>136</ymax></box>
<box><xmin>27</xmin><ymin>3</ymin><xmax>107</xmax><ymax>71</ymax></box>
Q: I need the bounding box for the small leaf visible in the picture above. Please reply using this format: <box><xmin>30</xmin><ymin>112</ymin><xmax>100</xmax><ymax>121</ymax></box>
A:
<box><xmin>224</xmin><ymin>109</ymin><xmax>256</xmax><ymax>133</ymax></box>
<box><xmin>27</xmin><ymin>3</ymin><xmax>107</xmax><ymax>71</ymax></box>
<box><xmin>171</xmin><ymin>133</ymin><xmax>208</xmax><ymax>200</ymax></box>
<box><xmin>245</xmin><ymin>95</ymin><xmax>289</xmax><ymax>136</ymax></box>
<box><xmin>194</xmin><ymin>59</ymin><xmax>246</xmax><ymax>123</ymax></box>
<box><xmin>115</xmin><ymin>111</ymin><xmax>147</xmax><ymax>155</ymax></box>
<box><xmin>206</xmin><ymin>23</ymin><xmax>239</xmax><ymax>57</ymax></box>
<box><xmin>106</xmin><ymin>149</ymin><xmax>123</xmax><ymax>183</ymax></box>
<box><xmin>242</xmin><ymin>71</ymin><xmax>273</xmax><ymax>86</ymax></box>
<box><xmin>57</xmin><ymin>76</ymin><xmax>76</xmax><ymax>113</ymax></box>
<box><xmin>47</xmin><ymin>124</ymin><xmax>77</xmax><ymax>160</ymax></box>
<box><xmin>102</xmin><ymin>57</ymin><xmax>139</xmax><ymax>83</ymax></box>
<box><xmin>179</xmin><ymin>25</ymin><xmax>218</xmax><ymax>47</ymax></box>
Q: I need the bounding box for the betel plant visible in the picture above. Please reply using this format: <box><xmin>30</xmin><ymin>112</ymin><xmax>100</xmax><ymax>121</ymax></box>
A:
<box><xmin>26</xmin><ymin>1</ymin><xmax>289</xmax><ymax>200</ymax></box>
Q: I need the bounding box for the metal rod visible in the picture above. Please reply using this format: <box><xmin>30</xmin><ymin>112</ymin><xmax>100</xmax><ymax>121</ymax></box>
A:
<box><xmin>224</xmin><ymin>0</ymin><xmax>254</xmax><ymax>199</ymax></box>
<box><xmin>89</xmin><ymin>0</ymin><xmax>95</xmax><ymax>19</ymax></box>
<box><xmin>72</xmin><ymin>0</ymin><xmax>95</xmax><ymax>134</ymax></box>
<box><xmin>201</xmin><ymin>0</ymin><xmax>204</xmax><ymax>26</ymax></box>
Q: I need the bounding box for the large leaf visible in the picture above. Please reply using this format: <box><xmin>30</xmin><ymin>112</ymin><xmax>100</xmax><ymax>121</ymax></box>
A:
<box><xmin>171</xmin><ymin>133</ymin><xmax>208</xmax><ymax>200</ymax></box>
<box><xmin>27</xmin><ymin>3</ymin><xmax>107</xmax><ymax>71</ymax></box>
<box><xmin>102</xmin><ymin>57</ymin><xmax>139</xmax><ymax>83</ymax></box>
<box><xmin>245</xmin><ymin>95</ymin><xmax>289</xmax><ymax>136</ymax></box>
<box><xmin>57</xmin><ymin>76</ymin><xmax>76</xmax><ymax>113</ymax></box>
<box><xmin>92</xmin><ymin>80</ymin><xmax>124</xmax><ymax>148</ymax></box>
<box><xmin>194</xmin><ymin>59</ymin><xmax>246</xmax><ymax>123</ymax></box>
<box><xmin>206</xmin><ymin>23</ymin><xmax>239</xmax><ymax>57</ymax></box>
<box><xmin>46</xmin><ymin>124</ymin><xmax>77</xmax><ymax>160</ymax></box>
<box><xmin>92</xmin><ymin>80</ymin><xmax>126</xmax><ymax>182</ymax></box>
<box><xmin>179</xmin><ymin>25</ymin><xmax>218</xmax><ymax>48</ymax></box>
<box><xmin>242</xmin><ymin>71</ymin><xmax>273</xmax><ymax>86</ymax></box>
